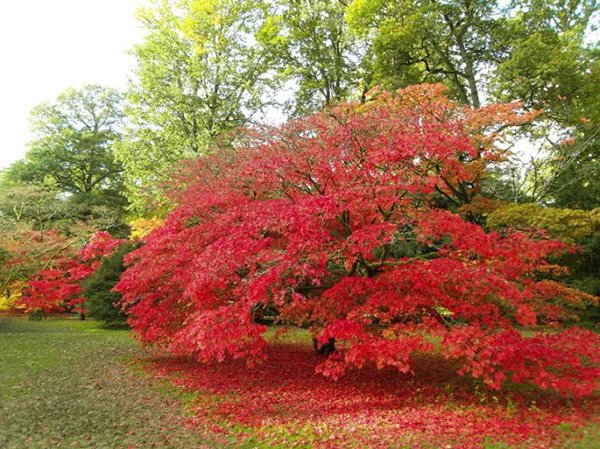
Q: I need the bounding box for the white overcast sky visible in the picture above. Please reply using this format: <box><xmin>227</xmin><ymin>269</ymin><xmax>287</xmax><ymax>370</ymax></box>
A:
<box><xmin>0</xmin><ymin>0</ymin><xmax>144</xmax><ymax>169</ymax></box>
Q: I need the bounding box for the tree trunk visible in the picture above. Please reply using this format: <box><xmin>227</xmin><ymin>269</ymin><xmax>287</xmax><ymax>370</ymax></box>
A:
<box><xmin>313</xmin><ymin>337</ymin><xmax>336</xmax><ymax>356</ymax></box>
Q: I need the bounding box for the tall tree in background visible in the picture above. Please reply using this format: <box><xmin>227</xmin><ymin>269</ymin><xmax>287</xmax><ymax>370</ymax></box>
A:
<box><xmin>347</xmin><ymin>0</ymin><xmax>506</xmax><ymax>108</ymax></box>
<box><xmin>548</xmin><ymin>53</ymin><xmax>600</xmax><ymax>209</ymax></box>
<box><xmin>492</xmin><ymin>0</ymin><xmax>597</xmax><ymax>117</ymax></box>
<box><xmin>491</xmin><ymin>1</ymin><xmax>599</xmax><ymax>208</ymax></box>
<box><xmin>347</xmin><ymin>0</ymin><xmax>599</xmax><ymax>207</ymax></box>
<box><xmin>262</xmin><ymin>0</ymin><xmax>370</xmax><ymax>114</ymax></box>
<box><xmin>1</xmin><ymin>85</ymin><xmax>127</xmax><ymax>222</ymax></box>
<box><xmin>117</xmin><ymin>0</ymin><xmax>278</xmax><ymax>211</ymax></box>
<box><xmin>0</xmin><ymin>183</ymin><xmax>66</xmax><ymax>238</ymax></box>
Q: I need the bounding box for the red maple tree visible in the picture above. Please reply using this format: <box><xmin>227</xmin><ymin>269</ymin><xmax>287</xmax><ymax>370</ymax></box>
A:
<box><xmin>20</xmin><ymin>231</ymin><xmax>124</xmax><ymax>315</ymax></box>
<box><xmin>115</xmin><ymin>85</ymin><xmax>599</xmax><ymax>397</ymax></box>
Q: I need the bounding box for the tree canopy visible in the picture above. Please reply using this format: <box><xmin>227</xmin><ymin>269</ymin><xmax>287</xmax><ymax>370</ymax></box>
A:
<box><xmin>261</xmin><ymin>0</ymin><xmax>368</xmax><ymax>114</ymax></box>
<box><xmin>116</xmin><ymin>0</ymin><xmax>279</xmax><ymax>211</ymax></box>
<box><xmin>1</xmin><ymin>85</ymin><xmax>128</xmax><ymax>223</ymax></box>
<box><xmin>102</xmin><ymin>0</ymin><xmax>599</xmax><ymax>211</ymax></box>
<box><xmin>115</xmin><ymin>86</ymin><xmax>599</xmax><ymax>397</ymax></box>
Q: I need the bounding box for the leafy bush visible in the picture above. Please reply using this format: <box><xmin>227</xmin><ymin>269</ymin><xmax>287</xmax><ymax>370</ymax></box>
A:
<box><xmin>488</xmin><ymin>203</ymin><xmax>600</xmax><ymax>320</ymax></box>
<box><xmin>84</xmin><ymin>242</ymin><xmax>136</xmax><ymax>326</ymax></box>
<box><xmin>19</xmin><ymin>232</ymin><xmax>125</xmax><ymax>315</ymax></box>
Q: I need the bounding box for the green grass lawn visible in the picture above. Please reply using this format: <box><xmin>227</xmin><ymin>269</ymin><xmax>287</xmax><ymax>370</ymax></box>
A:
<box><xmin>1</xmin><ymin>318</ymin><xmax>598</xmax><ymax>449</ymax></box>
<box><xmin>0</xmin><ymin>317</ymin><xmax>217</xmax><ymax>449</ymax></box>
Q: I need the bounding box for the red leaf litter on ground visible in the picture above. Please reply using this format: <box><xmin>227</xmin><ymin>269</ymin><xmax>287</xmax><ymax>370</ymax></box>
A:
<box><xmin>147</xmin><ymin>339</ymin><xmax>599</xmax><ymax>449</ymax></box>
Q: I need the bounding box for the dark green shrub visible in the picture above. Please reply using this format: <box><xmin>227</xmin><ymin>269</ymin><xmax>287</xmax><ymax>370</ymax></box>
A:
<box><xmin>28</xmin><ymin>309</ymin><xmax>44</xmax><ymax>321</ymax></box>
<box><xmin>83</xmin><ymin>242</ymin><xmax>136</xmax><ymax>326</ymax></box>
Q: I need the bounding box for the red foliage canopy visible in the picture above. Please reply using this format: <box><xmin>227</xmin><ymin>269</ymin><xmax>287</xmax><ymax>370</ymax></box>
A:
<box><xmin>20</xmin><ymin>232</ymin><xmax>124</xmax><ymax>314</ymax></box>
<box><xmin>115</xmin><ymin>85</ymin><xmax>599</xmax><ymax>397</ymax></box>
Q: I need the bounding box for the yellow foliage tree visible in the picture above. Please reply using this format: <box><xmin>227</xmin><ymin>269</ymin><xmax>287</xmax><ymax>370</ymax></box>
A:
<box><xmin>129</xmin><ymin>217</ymin><xmax>164</xmax><ymax>240</ymax></box>
<box><xmin>0</xmin><ymin>281</ymin><xmax>27</xmax><ymax>312</ymax></box>
<box><xmin>487</xmin><ymin>204</ymin><xmax>600</xmax><ymax>243</ymax></box>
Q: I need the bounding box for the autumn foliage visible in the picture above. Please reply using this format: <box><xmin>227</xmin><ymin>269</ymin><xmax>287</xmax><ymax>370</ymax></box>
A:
<box><xmin>0</xmin><ymin>227</ymin><xmax>82</xmax><ymax>309</ymax></box>
<box><xmin>115</xmin><ymin>85</ymin><xmax>599</xmax><ymax>397</ymax></box>
<box><xmin>20</xmin><ymin>232</ymin><xmax>124</xmax><ymax>315</ymax></box>
<box><xmin>151</xmin><ymin>342</ymin><xmax>600</xmax><ymax>449</ymax></box>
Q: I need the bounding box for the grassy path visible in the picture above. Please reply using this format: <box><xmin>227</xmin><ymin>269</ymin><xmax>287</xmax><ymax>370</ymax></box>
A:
<box><xmin>0</xmin><ymin>318</ymin><xmax>213</xmax><ymax>449</ymax></box>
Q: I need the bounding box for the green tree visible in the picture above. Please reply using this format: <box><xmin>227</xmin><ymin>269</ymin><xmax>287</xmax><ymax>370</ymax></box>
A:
<box><xmin>493</xmin><ymin>1</ymin><xmax>599</xmax><ymax>210</ymax></box>
<box><xmin>492</xmin><ymin>17</ymin><xmax>599</xmax><ymax>209</ymax></box>
<box><xmin>261</xmin><ymin>0</ymin><xmax>370</xmax><ymax>114</ymax></box>
<box><xmin>347</xmin><ymin>0</ymin><xmax>599</xmax><ymax>207</ymax></box>
<box><xmin>2</xmin><ymin>85</ymin><xmax>127</xmax><ymax>219</ymax></box>
<box><xmin>0</xmin><ymin>182</ymin><xmax>65</xmax><ymax>237</ymax></box>
<box><xmin>117</xmin><ymin>0</ymin><xmax>277</xmax><ymax>211</ymax></box>
<box><xmin>347</xmin><ymin>0</ymin><xmax>507</xmax><ymax>108</ymax></box>
<box><xmin>83</xmin><ymin>242</ymin><xmax>136</xmax><ymax>326</ymax></box>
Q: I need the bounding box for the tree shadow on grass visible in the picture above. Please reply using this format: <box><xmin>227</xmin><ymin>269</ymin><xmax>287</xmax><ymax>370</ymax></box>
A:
<box><xmin>144</xmin><ymin>342</ymin><xmax>599</xmax><ymax>448</ymax></box>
